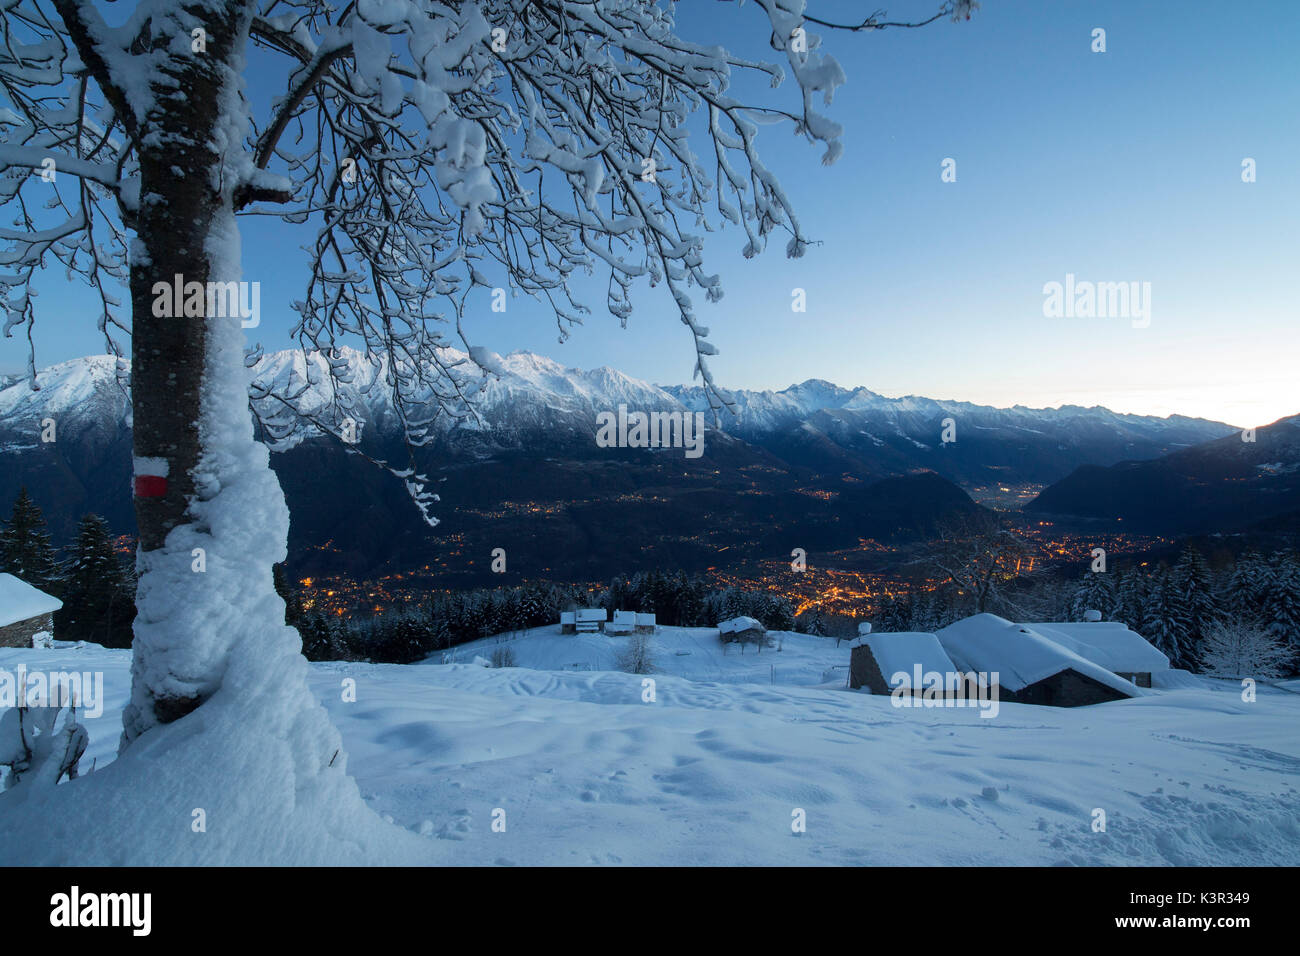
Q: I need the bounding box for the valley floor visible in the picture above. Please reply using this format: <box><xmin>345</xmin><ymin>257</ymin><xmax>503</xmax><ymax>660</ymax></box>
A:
<box><xmin>2</xmin><ymin>628</ymin><xmax>1298</xmax><ymax>865</ymax></box>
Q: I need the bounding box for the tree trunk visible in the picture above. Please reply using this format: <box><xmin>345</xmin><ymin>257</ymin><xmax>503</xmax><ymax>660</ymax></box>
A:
<box><xmin>121</xmin><ymin>1</ymin><xmax>261</xmax><ymax>742</ymax></box>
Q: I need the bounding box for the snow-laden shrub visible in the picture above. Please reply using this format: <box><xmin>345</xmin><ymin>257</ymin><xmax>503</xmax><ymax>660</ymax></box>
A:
<box><xmin>1199</xmin><ymin>621</ymin><xmax>1293</xmax><ymax>680</ymax></box>
<box><xmin>0</xmin><ymin>704</ymin><xmax>88</xmax><ymax>789</ymax></box>
<box><xmin>489</xmin><ymin>646</ymin><xmax>517</xmax><ymax>669</ymax></box>
<box><xmin>618</xmin><ymin>634</ymin><xmax>655</xmax><ymax>675</ymax></box>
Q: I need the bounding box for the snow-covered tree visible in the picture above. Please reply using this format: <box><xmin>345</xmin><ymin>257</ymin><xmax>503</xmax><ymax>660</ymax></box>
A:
<box><xmin>1198</xmin><ymin>620</ymin><xmax>1292</xmax><ymax>680</ymax></box>
<box><xmin>1143</xmin><ymin>569</ymin><xmax>1191</xmax><ymax>669</ymax></box>
<box><xmin>1068</xmin><ymin>568</ymin><xmax>1114</xmax><ymax>622</ymax></box>
<box><xmin>617</xmin><ymin>631</ymin><xmax>653</xmax><ymax>674</ymax></box>
<box><xmin>799</xmin><ymin>601</ymin><xmax>827</xmax><ymax>636</ymax></box>
<box><xmin>1170</xmin><ymin>544</ymin><xmax>1219</xmax><ymax>654</ymax></box>
<box><xmin>1222</xmin><ymin>549</ymin><xmax>1269</xmax><ymax>628</ymax></box>
<box><xmin>1262</xmin><ymin>553</ymin><xmax>1300</xmax><ymax>662</ymax></box>
<box><xmin>1112</xmin><ymin>565</ymin><xmax>1148</xmax><ymax>632</ymax></box>
<box><xmin>0</xmin><ymin>487</ymin><xmax>61</xmax><ymax>594</ymax></box>
<box><xmin>0</xmin><ymin>0</ymin><xmax>974</xmax><ymax>852</ymax></box>
<box><xmin>54</xmin><ymin>513</ymin><xmax>137</xmax><ymax>647</ymax></box>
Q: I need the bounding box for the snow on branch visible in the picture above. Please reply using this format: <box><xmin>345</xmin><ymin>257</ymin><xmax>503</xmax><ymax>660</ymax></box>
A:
<box><xmin>237</xmin><ymin>0</ymin><xmax>884</xmax><ymax>498</ymax></box>
<box><xmin>0</xmin><ymin>0</ymin><xmax>135</xmax><ymax>373</ymax></box>
<box><xmin>2</xmin><ymin>0</ymin><xmax>972</xmax><ymax>523</ymax></box>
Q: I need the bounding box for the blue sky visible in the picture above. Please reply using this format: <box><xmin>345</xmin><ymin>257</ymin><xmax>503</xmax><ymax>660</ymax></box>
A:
<box><xmin>6</xmin><ymin>0</ymin><xmax>1298</xmax><ymax>427</ymax></box>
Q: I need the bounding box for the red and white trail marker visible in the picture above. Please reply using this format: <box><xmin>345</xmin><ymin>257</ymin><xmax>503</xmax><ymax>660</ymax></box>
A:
<box><xmin>133</xmin><ymin>457</ymin><xmax>170</xmax><ymax>498</ymax></box>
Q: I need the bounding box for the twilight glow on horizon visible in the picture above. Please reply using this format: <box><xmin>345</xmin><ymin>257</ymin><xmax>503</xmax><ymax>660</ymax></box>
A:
<box><xmin>5</xmin><ymin>0</ymin><xmax>1296</xmax><ymax>428</ymax></box>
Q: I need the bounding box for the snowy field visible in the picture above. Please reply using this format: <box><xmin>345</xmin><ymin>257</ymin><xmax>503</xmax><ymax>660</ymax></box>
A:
<box><xmin>2</xmin><ymin>629</ymin><xmax>1298</xmax><ymax>866</ymax></box>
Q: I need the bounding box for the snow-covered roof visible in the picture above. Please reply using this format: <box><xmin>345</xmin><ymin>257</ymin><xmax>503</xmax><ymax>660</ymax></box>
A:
<box><xmin>613</xmin><ymin>610</ymin><xmax>637</xmax><ymax>625</ymax></box>
<box><xmin>560</xmin><ymin>611</ymin><xmax>575</xmax><ymax>625</ymax></box>
<box><xmin>856</xmin><ymin>632</ymin><xmax>956</xmax><ymax>680</ymax></box>
<box><xmin>1028</xmin><ymin>622</ymin><xmax>1170</xmax><ymax>674</ymax></box>
<box><xmin>719</xmin><ymin>616</ymin><xmax>764</xmax><ymax>634</ymax></box>
<box><xmin>576</xmin><ymin>608</ymin><xmax>607</xmax><ymax>622</ymax></box>
<box><xmin>635</xmin><ymin>613</ymin><xmax>656</xmax><ymax>626</ymax></box>
<box><xmin>0</xmin><ymin>573</ymin><xmax>62</xmax><ymax>627</ymax></box>
<box><xmin>935</xmin><ymin>614</ymin><xmax>1139</xmax><ymax>696</ymax></box>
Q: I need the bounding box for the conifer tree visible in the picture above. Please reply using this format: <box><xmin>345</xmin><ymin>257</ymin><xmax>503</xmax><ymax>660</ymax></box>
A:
<box><xmin>1069</xmin><ymin>569</ymin><xmax>1115</xmax><ymax>621</ymax></box>
<box><xmin>0</xmin><ymin>488</ymin><xmax>61</xmax><ymax>595</ymax></box>
<box><xmin>1262</xmin><ymin>553</ymin><xmax>1300</xmax><ymax>665</ymax></box>
<box><xmin>1171</xmin><ymin>545</ymin><xmax>1219</xmax><ymax>663</ymax></box>
<box><xmin>1143</xmin><ymin>570</ymin><xmax>1191</xmax><ymax>668</ymax></box>
<box><xmin>1113</xmin><ymin>566</ymin><xmax>1148</xmax><ymax>631</ymax></box>
<box><xmin>55</xmin><ymin>514</ymin><xmax>136</xmax><ymax>648</ymax></box>
<box><xmin>1224</xmin><ymin>550</ymin><xmax>1269</xmax><ymax>627</ymax></box>
<box><xmin>802</xmin><ymin>603</ymin><xmax>828</xmax><ymax>637</ymax></box>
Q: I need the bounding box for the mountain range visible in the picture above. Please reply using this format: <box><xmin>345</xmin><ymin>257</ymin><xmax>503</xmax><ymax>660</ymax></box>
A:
<box><xmin>1026</xmin><ymin>415</ymin><xmax>1300</xmax><ymax>535</ymax></box>
<box><xmin>0</xmin><ymin>347</ymin><xmax>1258</xmax><ymax>583</ymax></box>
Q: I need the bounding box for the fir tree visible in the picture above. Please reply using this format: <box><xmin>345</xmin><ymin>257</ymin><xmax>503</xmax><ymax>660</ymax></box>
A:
<box><xmin>0</xmin><ymin>487</ymin><xmax>61</xmax><ymax>595</ymax></box>
<box><xmin>763</xmin><ymin>593</ymin><xmax>796</xmax><ymax>632</ymax></box>
<box><xmin>300</xmin><ymin>612</ymin><xmax>344</xmax><ymax>662</ymax></box>
<box><xmin>1113</xmin><ymin>566</ymin><xmax>1148</xmax><ymax>631</ymax></box>
<box><xmin>1069</xmin><ymin>569</ymin><xmax>1116</xmax><ymax>621</ymax></box>
<box><xmin>1223</xmin><ymin>549</ymin><xmax>1269</xmax><ymax>628</ymax></box>
<box><xmin>1143</xmin><ymin>571</ymin><xmax>1191</xmax><ymax>668</ymax></box>
<box><xmin>517</xmin><ymin>585</ymin><xmax>548</xmax><ymax>631</ymax></box>
<box><xmin>873</xmin><ymin>594</ymin><xmax>913</xmax><ymax>633</ymax></box>
<box><xmin>1170</xmin><ymin>545</ymin><xmax>1219</xmax><ymax>664</ymax></box>
<box><xmin>54</xmin><ymin>514</ymin><xmax>136</xmax><ymax>648</ymax></box>
<box><xmin>801</xmin><ymin>603</ymin><xmax>828</xmax><ymax>637</ymax></box>
<box><xmin>429</xmin><ymin>613</ymin><xmax>452</xmax><ymax>652</ymax></box>
<box><xmin>1262</xmin><ymin>553</ymin><xmax>1300</xmax><ymax>667</ymax></box>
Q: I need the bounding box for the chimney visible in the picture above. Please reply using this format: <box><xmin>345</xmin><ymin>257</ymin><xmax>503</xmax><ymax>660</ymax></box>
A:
<box><xmin>1083</xmin><ymin>609</ymin><xmax>1102</xmax><ymax>623</ymax></box>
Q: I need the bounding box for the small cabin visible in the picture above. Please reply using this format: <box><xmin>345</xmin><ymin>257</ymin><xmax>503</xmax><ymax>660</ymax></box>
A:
<box><xmin>718</xmin><ymin>616</ymin><xmax>766</xmax><ymax>644</ymax></box>
<box><xmin>0</xmin><ymin>573</ymin><xmax>62</xmax><ymax>648</ymax></box>
<box><xmin>604</xmin><ymin>610</ymin><xmax>657</xmax><ymax>635</ymax></box>
<box><xmin>606</xmin><ymin>610</ymin><xmax>637</xmax><ymax>635</ymax></box>
<box><xmin>935</xmin><ymin>614</ymin><xmax>1141</xmax><ymax>707</ymax></box>
<box><xmin>849</xmin><ymin>632</ymin><xmax>959</xmax><ymax>696</ymax></box>
<box><xmin>850</xmin><ymin>613</ymin><xmax>1167</xmax><ymax>707</ymax></box>
<box><xmin>560</xmin><ymin>608</ymin><xmax>610</xmax><ymax>634</ymax></box>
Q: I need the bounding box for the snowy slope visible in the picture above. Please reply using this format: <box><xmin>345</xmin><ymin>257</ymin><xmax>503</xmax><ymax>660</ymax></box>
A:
<box><xmin>432</xmin><ymin>624</ymin><xmax>850</xmax><ymax>686</ymax></box>
<box><xmin>0</xmin><ymin>354</ymin><xmax>129</xmax><ymax>453</ymax></box>
<box><xmin>2</xmin><ymin>640</ymin><xmax>1296</xmax><ymax>865</ymax></box>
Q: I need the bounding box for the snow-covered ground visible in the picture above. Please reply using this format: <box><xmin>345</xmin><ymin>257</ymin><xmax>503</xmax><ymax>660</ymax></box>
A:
<box><xmin>2</xmin><ymin>629</ymin><xmax>1298</xmax><ymax>865</ymax></box>
<box><xmin>435</xmin><ymin>624</ymin><xmax>852</xmax><ymax>686</ymax></box>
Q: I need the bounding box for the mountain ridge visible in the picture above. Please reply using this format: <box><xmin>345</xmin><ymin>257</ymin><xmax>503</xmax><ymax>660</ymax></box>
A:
<box><xmin>0</xmin><ymin>348</ymin><xmax>1257</xmax><ymax>582</ymax></box>
<box><xmin>2</xmin><ymin>346</ymin><xmax>1240</xmax><ymax>448</ymax></box>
